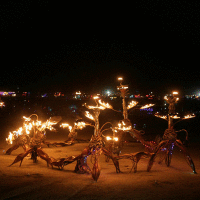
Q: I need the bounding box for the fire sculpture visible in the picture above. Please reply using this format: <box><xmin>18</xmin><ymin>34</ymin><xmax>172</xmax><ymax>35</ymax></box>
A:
<box><xmin>100</xmin><ymin>77</ymin><xmax>157</xmax><ymax>173</ymax></box>
<box><xmin>60</xmin><ymin>79</ymin><xmax>159</xmax><ymax>178</ymax></box>
<box><xmin>8</xmin><ymin>146</ymin><xmax>51</xmax><ymax>167</ymax></box>
<box><xmin>58</xmin><ymin>98</ymin><xmax>115</xmax><ymax>145</ymax></box>
<box><xmin>81</xmin><ymin>97</ymin><xmax>114</xmax><ymax>181</ymax></box>
<box><xmin>6</xmin><ymin>114</ymin><xmax>59</xmax><ymax>161</ymax></box>
<box><xmin>8</xmin><ymin>98</ymin><xmax>116</xmax><ymax>181</ymax></box>
<box><xmin>50</xmin><ymin>98</ymin><xmax>119</xmax><ymax>180</ymax></box>
<box><xmin>86</xmin><ymin>94</ymin><xmax>155</xmax><ymax>176</ymax></box>
<box><xmin>147</xmin><ymin>92</ymin><xmax>197</xmax><ymax>174</ymax></box>
<box><xmin>105</xmin><ymin>77</ymin><xmax>156</xmax><ymax>155</ymax></box>
<box><xmin>58</xmin><ymin>97</ymin><xmax>123</xmax><ymax>180</ymax></box>
<box><xmin>60</xmin><ymin>120</ymin><xmax>91</xmax><ymax>144</ymax></box>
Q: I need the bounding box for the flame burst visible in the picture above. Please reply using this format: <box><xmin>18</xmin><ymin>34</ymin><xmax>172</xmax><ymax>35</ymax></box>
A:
<box><xmin>75</xmin><ymin>122</ymin><xmax>86</xmax><ymax>129</ymax></box>
<box><xmin>6</xmin><ymin>132</ymin><xmax>15</xmax><ymax>144</ymax></box>
<box><xmin>106</xmin><ymin>136</ymin><xmax>118</xmax><ymax>141</ymax></box>
<box><xmin>85</xmin><ymin>111</ymin><xmax>95</xmax><ymax>121</ymax></box>
<box><xmin>60</xmin><ymin>123</ymin><xmax>70</xmax><ymax>128</ymax></box>
<box><xmin>170</xmin><ymin>115</ymin><xmax>180</xmax><ymax>119</ymax></box>
<box><xmin>6</xmin><ymin>116</ymin><xmax>57</xmax><ymax>144</ymax></box>
<box><xmin>61</xmin><ymin>121</ymin><xmax>87</xmax><ymax>132</ymax></box>
<box><xmin>117</xmin><ymin>121</ymin><xmax>132</xmax><ymax>131</ymax></box>
<box><xmin>60</xmin><ymin>124</ymin><xmax>73</xmax><ymax>132</ymax></box>
<box><xmin>98</xmin><ymin>100</ymin><xmax>113</xmax><ymax>109</ymax></box>
<box><xmin>183</xmin><ymin>114</ymin><xmax>195</xmax><ymax>119</ymax></box>
<box><xmin>88</xmin><ymin>105</ymin><xmax>105</xmax><ymax>110</ymax></box>
<box><xmin>127</xmin><ymin>101</ymin><xmax>138</xmax><ymax>109</ymax></box>
<box><xmin>140</xmin><ymin>104</ymin><xmax>155</xmax><ymax>109</ymax></box>
<box><xmin>155</xmin><ymin>114</ymin><xmax>167</xmax><ymax>120</ymax></box>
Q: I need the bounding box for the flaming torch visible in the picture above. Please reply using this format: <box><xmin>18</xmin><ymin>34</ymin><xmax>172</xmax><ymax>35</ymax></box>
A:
<box><xmin>147</xmin><ymin>92</ymin><xmax>197</xmax><ymax>174</ymax></box>
<box><xmin>82</xmin><ymin>97</ymin><xmax>114</xmax><ymax>181</ymax></box>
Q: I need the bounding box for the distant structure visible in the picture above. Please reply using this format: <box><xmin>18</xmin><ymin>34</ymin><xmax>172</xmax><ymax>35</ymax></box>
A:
<box><xmin>0</xmin><ymin>91</ymin><xmax>16</xmax><ymax>97</ymax></box>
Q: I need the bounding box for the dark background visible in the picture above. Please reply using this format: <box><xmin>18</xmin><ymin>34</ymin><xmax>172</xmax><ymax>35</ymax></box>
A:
<box><xmin>1</xmin><ymin>1</ymin><xmax>200</xmax><ymax>95</ymax></box>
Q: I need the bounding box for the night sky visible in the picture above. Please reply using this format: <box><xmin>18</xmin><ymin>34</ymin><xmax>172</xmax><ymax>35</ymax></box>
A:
<box><xmin>1</xmin><ymin>1</ymin><xmax>200</xmax><ymax>95</ymax></box>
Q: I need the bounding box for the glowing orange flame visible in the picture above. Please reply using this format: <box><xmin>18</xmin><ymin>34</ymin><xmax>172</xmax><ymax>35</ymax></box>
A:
<box><xmin>85</xmin><ymin>111</ymin><xmax>95</xmax><ymax>120</ymax></box>
<box><xmin>60</xmin><ymin>123</ymin><xmax>70</xmax><ymax>128</ymax></box>
<box><xmin>170</xmin><ymin>115</ymin><xmax>180</xmax><ymax>119</ymax></box>
<box><xmin>6</xmin><ymin>132</ymin><xmax>15</xmax><ymax>144</ymax></box>
<box><xmin>155</xmin><ymin>114</ymin><xmax>167</xmax><ymax>120</ymax></box>
<box><xmin>98</xmin><ymin>100</ymin><xmax>113</xmax><ymax>109</ymax></box>
<box><xmin>117</xmin><ymin>122</ymin><xmax>132</xmax><ymax>131</ymax></box>
<box><xmin>106</xmin><ymin>136</ymin><xmax>118</xmax><ymax>141</ymax></box>
<box><xmin>60</xmin><ymin>123</ymin><xmax>73</xmax><ymax>131</ymax></box>
<box><xmin>127</xmin><ymin>101</ymin><xmax>138</xmax><ymax>109</ymax></box>
<box><xmin>6</xmin><ymin>116</ymin><xmax>57</xmax><ymax>144</ymax></box>
<box><xmin>183</xmin><ymin>114</ymin><xmax>195</xmax><ymax>119</ymax></box>
<box><xmin>88</xmin><ymin>105</ymin><xmax>105</xmax><ymax>110</ymax></box>
<box><xmin>61</xmin><ymin>121</ymin><xmax>89</xmax><ymax>133</ymax></box>
<box><xmin>140</xmin><ymin>104</ymin><xmax>155</xmax><ymax>109</ymax></box>
<box><xmin>75</xmin><ymin>122</ymin><xmax>86</xmax><ymax>129</ymax></box>
<box><xmin>0</xmin><ymin>102</ymin><xmax>5</xmax><ymax>107</ymax></box>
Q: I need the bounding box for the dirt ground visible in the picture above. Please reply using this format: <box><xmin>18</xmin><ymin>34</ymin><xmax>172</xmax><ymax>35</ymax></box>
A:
<box><xmin>0</xmin><ymin>134</ymin><xmax>200</xmax><ymax>200</ymax></box>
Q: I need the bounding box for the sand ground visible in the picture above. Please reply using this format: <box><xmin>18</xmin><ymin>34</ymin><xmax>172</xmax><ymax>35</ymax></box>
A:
<box><xmin>0</xmin><ymin>134</ymin><xmax>200</xmax><ymax>200</ymax></box>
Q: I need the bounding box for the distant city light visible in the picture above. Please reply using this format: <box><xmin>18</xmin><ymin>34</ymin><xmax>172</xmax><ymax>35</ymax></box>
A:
<box><xmin>107</xmin><ymin>91</ymin><xmax>111</xmax><ymax>96</ymax></box>
<box><xmin>0</xmin><ymin>91</ymin><xmax>16</xmax><ymax>97</ymax></box>
<box><xmin>103</xmin><ymin>89</ymin><xmax>114</xmax><ymax>97</ymax></box>
<box><xmin>76</xmin><ymin>91</ymin><xmax>81</xmax><ymax>95</ymax></box>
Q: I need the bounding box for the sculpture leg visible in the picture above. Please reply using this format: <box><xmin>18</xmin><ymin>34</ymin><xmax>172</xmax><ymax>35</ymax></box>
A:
<box><xmin>74</xmin><ymin>156</ymin><xmax>91</xmax><ymax>174</ymax></box>
<box><xmin>147</xmin><ymin>140</ymin><xmax>169</xmax><ymax>172</ymax></box>
<box><xmin>104</xmin><ymin>143</ymin><xmax>112</xmax><ymax>162</ymax></box>
<box><xmin>8</xmin><ymin>148</ymin><xmax>33</xmax><ymax>167</ymax></box>
<box><xmin>92</xmin><ymin>155</ymin><xmax>101</xmax><ymax>182</ymax></box>
<box><xmin>105</xmin><ymin>155</ymin><xmax>110</xmax><ymax>162</ymax></box>
<box><xmin>130</xmin><ymin>158</ymin><xmax>137</xmax><ymax>173</ymax></box>
<box><xmin>6</xmin><ymin>144</ymin><xmax>20</xmax><ymax>155</ymax></box>
<box><xmin>175</xmin><ymin>140</ymin><xmax>197</xmax><ymax>174</ymax></box>
<box><xmin>165</xmin><ymin>143</ymin><xmax>174</xmax><ymax>167</ymax></box>
<box><xmin>102</xmin><ymin>147</ymin><xmax>120</xmax><ymax>173</ymax></box>
<box><xmin>158</xmin><ymin>150</ymin><xmax>167</xmax><ymax>164</ymax></box>
<box><xmin>165</xmin><ymin>150</ymin><xmax>172</xmax><ymax>167</ymax></box>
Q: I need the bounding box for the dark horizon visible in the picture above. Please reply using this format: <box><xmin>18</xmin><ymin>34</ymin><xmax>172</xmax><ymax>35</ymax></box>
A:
<box><xmin>1</xmin><ymin>1</ymin><xmax>200</xmax><ymax>95</ymax></box>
